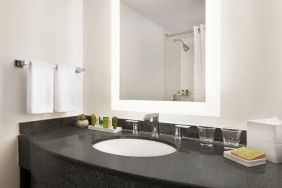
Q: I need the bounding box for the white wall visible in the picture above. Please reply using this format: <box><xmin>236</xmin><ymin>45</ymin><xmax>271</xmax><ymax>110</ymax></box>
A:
<box><xmin>120</xmin><ymin>3</ymin><xmax>164</xmax><ymax>100</ymax></box>
<box><xmin>84</xmin><ymin>0</ymin><xmax>282</xmax><ymax>130</ymax></box>
<box><xmin>83</xmin><ymin>0</ymin><xmax>111</xmax><ymax>116</ymax></box>
<box><xmin>0</xmin><ymin>0</ymin><xmax>83</xmax><ymax>187</ymax></box>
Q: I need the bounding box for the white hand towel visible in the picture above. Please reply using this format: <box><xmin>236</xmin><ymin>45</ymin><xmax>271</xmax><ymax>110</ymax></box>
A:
<box><xmin>54</xmin><ymin>64</ymin><xmax>76</xmax><ymax>112</ymax></box>
<box><xmin>27</xmin><ymin>62</ymin><xmax>54</xmax><ymax>114</ymax></box>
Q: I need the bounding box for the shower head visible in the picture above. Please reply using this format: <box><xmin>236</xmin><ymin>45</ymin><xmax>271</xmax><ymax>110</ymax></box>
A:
<box><xmin>180</xmin><ymin>40</ymin><xmax>190</xmax><ymax>52</ymax></box>
<box><xmin>173</xmin><ymin>39</ymin><xmax>189</xmax><ymax>52</ymax></box>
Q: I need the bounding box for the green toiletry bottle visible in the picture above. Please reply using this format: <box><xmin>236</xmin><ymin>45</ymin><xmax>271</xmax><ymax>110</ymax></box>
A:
<box><xmin>112</xmin><ymin>116</ymin><xmax>118</xmax><ymax>129</ymax></box>
<box><xmin>103</xmin><ymin>117</ymin><xmax>109</xmax><ymax>128</ymax></box>
<box><xmin>91</xmin><ymin>114</ymin><xmax>96</xmax><ymax>126</ymax></box>
<box><xmin>99</xmin><ymin>117</ymin><xmax>103</xmax><ymax>127</ymax></box>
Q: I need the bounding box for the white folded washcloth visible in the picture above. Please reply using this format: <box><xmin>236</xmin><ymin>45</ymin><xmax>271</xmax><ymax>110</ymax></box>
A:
<box><xmin>54</xmin><ymin>64</ymin><xmax>76</xmax><ymax>112</ymax></box>
<box><xmin>27</xmin><ymin>62</ymin><xmax>54</xmax><ymax>114</ymax></box>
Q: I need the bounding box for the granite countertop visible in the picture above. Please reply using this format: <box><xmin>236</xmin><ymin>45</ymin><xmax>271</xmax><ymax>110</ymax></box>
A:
<box><xmin>19</xmin><ymin>125</ymin><xmax>282</xmax><ymax>188</ymax></box>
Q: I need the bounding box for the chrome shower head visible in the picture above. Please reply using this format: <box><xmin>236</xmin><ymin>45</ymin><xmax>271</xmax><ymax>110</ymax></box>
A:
<box><xmin>180</xmin><ymin>40</ymin><xmax>190</xmax><ymax>52</ymax></box>
<box><xmin>173</xmin><ymin>39</ymin><xmax>189</xmax><ymax>52</ymax></box>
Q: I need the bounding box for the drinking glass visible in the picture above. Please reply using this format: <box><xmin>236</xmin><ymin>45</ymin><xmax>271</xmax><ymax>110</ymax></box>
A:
<box><xmin>198</xmin><ymin>126</ymin><xmax>216</xmax><ymax>147</ymax></box>
<box><xmin>221</xmin><ymin>128</ymin><xmax>242</xmax><ymax>149</ymax></box>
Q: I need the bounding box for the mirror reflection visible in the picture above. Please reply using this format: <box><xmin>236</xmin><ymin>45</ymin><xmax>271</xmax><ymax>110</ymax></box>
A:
<box><xmin>120</xmin><ymin>0</ymin><xmax>206</xmax><ymax>101</ymax></box>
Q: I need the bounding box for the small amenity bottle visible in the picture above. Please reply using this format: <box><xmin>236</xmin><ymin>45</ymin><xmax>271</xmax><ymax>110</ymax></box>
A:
<box><xmin>103</xmin><ymin>117</ymin><xmax>109</xmax><ymax>128</ymax></box>
<box><xmin>112</xmin><ymin>116</ymin><xmax>118</xmax><ymax>129</ymax></box>
<box><xmin>99</xmin><ymin>117</ymin><xmax>103</xmax><ymax>127</ymax></box>
<box><xmin>91</xmin><ymin>114</ymin><xmax>97</xmax><ymax>126</ymax></box>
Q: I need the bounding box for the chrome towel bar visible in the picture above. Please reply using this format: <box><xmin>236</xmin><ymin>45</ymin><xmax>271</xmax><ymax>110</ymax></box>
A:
<box><xmin>14</xmin><ymin>60</ymin><xmax>85</xmax><ymax>73</ymax></box>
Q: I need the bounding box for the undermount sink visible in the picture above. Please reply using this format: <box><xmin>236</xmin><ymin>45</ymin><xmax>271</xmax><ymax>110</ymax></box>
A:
<box><xmin>93</xmin><ymin>138</ymin><xmax>176</xmax><ymax>157</ymax></box>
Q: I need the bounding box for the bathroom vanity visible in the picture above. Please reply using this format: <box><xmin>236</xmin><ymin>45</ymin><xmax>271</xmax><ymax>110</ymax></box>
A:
<box><xmin>18</xmin><ymin>117</ymin><xmax>282</xmax><ymax>188</ymax></box>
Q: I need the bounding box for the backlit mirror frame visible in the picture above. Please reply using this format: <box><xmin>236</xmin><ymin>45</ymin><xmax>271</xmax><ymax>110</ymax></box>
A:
<box><xmin>111</xmin><ymin>0</ymin><xmax>221</xmax><ymax>116</ymax></box>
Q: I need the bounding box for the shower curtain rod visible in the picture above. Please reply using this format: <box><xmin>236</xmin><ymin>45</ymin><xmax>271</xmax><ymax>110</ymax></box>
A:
<box><xmin>165</xmin><ymin>27</ymin><xmax>202</xmax><ymax>38</ymax></box>
<box><xmin>165</xmin><ymin>29</ymin><xmax>194</xmax><ymax>38</ymax></box>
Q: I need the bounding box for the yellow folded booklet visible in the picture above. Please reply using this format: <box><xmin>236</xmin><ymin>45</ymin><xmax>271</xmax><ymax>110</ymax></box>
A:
<box><xmin>231</xmin><ymin>147</ymin><xmax>265</xmax><ymax>160</ymax></box>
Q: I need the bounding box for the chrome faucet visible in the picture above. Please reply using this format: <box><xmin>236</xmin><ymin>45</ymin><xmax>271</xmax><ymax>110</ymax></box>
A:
<box><xmin>144</xmin><ymin>113</ymin><xmax>159</xmax><ymax>138</ymax></box>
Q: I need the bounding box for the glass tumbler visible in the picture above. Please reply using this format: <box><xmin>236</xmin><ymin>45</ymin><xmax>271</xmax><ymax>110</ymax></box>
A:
<box><xmin>221</xmin><ymin>128</ymin><xmax>242</xmax><ymax>149</ymax></box>
<box><xmin>198</xmin><ymin>126</ymin><xmax>216</xmax><ymax>147</ymax></box>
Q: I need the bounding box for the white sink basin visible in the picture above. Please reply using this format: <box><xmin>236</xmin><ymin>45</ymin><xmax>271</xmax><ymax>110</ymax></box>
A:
<box><xmin>93</xmin><ymin>138</ymin><xmax>176</xmax><ymax>157</ymax></box>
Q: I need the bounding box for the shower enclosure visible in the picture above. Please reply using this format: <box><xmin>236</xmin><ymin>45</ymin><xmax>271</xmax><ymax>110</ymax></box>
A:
<box><xmin>164</xmin><ymin>25</ymin><xmax>205</xmax><ymax>101</ymax></box>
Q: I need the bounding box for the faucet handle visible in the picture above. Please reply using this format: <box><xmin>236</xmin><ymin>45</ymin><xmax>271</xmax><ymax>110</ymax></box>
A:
<box><xmin>144</xmin><ymin>113</ymin><xmax>159</xmax><ymax>122</ymax></box>
<box><xmin>175</xmin><ymin>125</ymin><xmax>191</xmax><ymax>140</ymax></box>
<box><xmin>151</xmin><ymin>113</ymin><xmax>159</xmax><ymax>117</ymax></box>
<box><xmin>126</xmin><ymin>120</ymin><xmax>139</xmax><ymax>135</ymax></box>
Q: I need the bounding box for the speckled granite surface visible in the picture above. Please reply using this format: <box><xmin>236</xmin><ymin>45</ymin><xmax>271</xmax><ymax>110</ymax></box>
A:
<box><xmin>18</xmin><ymin>117</ymin><xmax>282</xmax><ymax>188</ymax></box>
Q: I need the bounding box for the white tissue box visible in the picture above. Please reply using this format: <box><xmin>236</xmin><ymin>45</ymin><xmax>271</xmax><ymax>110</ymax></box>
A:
<box><xmin>247</xmin><ymin>138</ymin><xmax>282</xmax><ymax>163</ymax></box>
<box><xmin>247</xmin><ymin>117</ymin><xmax>282</xmax><ymax>163</ymax></box>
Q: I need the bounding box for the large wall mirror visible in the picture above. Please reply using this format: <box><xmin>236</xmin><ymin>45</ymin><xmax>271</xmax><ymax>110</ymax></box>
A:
<box><xmin>121</xmin><ymin>0</ymin><xmax>205</xmax><ymax>102</ymax></box>
<box><xmin>111</xmin><ymin>0</ymin><xmax>221</xmax><ymax>116</ymax></box>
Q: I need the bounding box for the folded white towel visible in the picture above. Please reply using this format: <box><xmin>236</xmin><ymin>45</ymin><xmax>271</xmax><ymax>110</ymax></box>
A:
<box><xmin>54</xmin><ymin>64</ymin><xmax>76</xmax><ymax>112</ymax></box>
<box><xmin>27</xmin><ymin>62</ymin><xmax>54</xmax><ymax>114</ymax></box>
